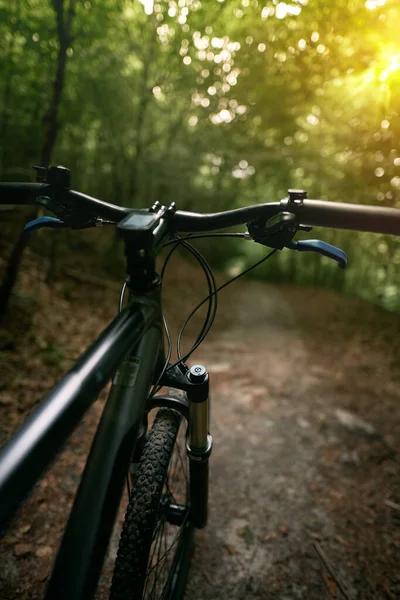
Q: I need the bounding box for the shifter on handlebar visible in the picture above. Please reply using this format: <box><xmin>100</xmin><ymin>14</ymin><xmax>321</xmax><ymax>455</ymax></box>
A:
<box><xmin>247</xmin><ymin>190</ymin><xmax>347</xmax><ymax>269</ymax></box>
<box><xmin>24</xmin><ymin>165</ymin><xmax>99</xmax><ymax>234</ymax></box>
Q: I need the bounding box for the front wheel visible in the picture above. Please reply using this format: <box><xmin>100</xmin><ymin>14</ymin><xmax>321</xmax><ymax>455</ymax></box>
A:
<box><xmin>109</xmin><ymin>408</ymin><xmax>193</xmax><ymax>600</ymax></box>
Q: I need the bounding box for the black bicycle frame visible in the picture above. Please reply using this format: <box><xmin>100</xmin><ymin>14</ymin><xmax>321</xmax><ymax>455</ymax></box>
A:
<box><xmin>0</xmin><ymin>287</ymin><xmax>165</xmax><ymax>599</ymax></box>
<box><xmin>46</xmin><ymin>291</ymin><xmax>165</xmax><ymax>599</ymax></box>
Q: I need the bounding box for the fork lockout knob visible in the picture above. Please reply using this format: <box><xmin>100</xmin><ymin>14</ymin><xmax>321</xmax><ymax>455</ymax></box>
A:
<box><xmin>188</xmin><ymin>365</ymin><xmax>207</xmax><ymax>383</ymax></box>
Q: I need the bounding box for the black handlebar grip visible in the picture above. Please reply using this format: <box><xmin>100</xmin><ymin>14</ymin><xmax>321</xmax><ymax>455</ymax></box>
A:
<box><xmin>0</xmin><ymin>183</ymin><xmax>45</xmax><ymax>205</ymax></box>
<box><xmin>288</xmin><ymin>199</ymin><xmax>400</xmax><ymax>236</ymax></box>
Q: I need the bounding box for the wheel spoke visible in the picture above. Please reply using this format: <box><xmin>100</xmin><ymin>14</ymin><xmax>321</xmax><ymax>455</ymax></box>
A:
<box><xmin>164</xmin><ymin>476</ymin><xmax>177</xmax><ymax>505</ymax></box>
<box><xmin>167</xmin><ymin>439</ymin><xmax>184</xmax><ymax>500</ymax></box>
<box><xmin>150</xmin><ymin>519</ymin><xmax>166</xmax><ymax>598</ymax></box>
<box><xmin>145</xmin><ymin>514</ymin><xmax>189</xmax><ymax>581</ymax></box>
<box><xmin>173</xmin><ymin>438</ymin><xmax>187</xmax><ymax>487</ymax></box>
<box><xmin>147</xmin><ymin>517</ymin><xmax>166</xmax><ymax>598</ymax></box>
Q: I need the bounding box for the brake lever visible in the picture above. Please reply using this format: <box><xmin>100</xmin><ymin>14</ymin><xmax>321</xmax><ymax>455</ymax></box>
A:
<box><xmin>24</xmin><ymin>214</ymin><xmax>98</xmax><ymax>234</ymax></box>
<box><xmin>24</xmin><ymin>216</ymin><xmax>65</xmax><ymax>234</ymax></box>
<box><xmin>287</xmin><ymin>239</ymin><xmax>347</xmax><ymax>269</ymax></box>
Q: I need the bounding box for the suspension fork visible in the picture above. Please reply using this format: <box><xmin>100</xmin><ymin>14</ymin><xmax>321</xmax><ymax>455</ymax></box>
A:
<box><xmin>156</xmin><ymin>362</ymin><xmax>212</xmax><ymax>528</ymax></box>
<box><xmin>185</xmin><ymin>365</ymin><xmax>213</xmax><ymax>529</ymax></box>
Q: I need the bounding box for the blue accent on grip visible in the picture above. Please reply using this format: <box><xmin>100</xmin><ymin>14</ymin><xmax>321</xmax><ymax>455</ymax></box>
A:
<box><xmin>24</xmin><ymin>216</ymin><xmax>64</xmax><ymax>234</ymax></box>
<box><xmin>291</xmin><ymin>239</ymin><xmax>347</xmax><ymax>269</ymax></box>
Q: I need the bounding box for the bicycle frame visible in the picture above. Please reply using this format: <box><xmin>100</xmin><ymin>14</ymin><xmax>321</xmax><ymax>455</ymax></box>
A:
<box><xmin>0</xmin><ymin>275</ymin><xmax>212</xmax><ymax>599</ymax></box>
<box><xmin>0</xmin><ymin>285</ymin><xmax>160</xmax><ymax>595</ymax></box>
<box><xmin>46</xmin><ymin>289</ymin><xmax>165</xmax><ymax>599</ymax></box>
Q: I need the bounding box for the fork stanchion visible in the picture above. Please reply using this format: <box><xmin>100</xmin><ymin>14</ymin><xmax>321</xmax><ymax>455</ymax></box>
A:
<box><xmin>186</xmin><ymin>365</ymin><xmax>212</xmax><ymax>529</ymax></box>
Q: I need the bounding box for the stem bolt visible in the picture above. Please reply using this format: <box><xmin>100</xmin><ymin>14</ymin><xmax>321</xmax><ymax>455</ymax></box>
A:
<box><xmin>288</xmin><ymin>189</ymin><xmax>307</xmax><ymax>204</ymax></box>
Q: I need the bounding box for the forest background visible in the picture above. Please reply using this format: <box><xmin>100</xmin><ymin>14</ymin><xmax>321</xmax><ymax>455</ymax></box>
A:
<box><xmin>1</xmin><ymin>0</ymin><xmax>400</xmax><ymax>311</ymax></box>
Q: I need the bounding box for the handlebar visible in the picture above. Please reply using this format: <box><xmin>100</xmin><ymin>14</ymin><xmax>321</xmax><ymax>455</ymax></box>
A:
<box><xmin>0</xmin><ymin>183</ymin><xmax>132</xmax><ymax>222</ymax></box>
<box><xmin>1</xmin><ymin>181</ymin><xmax>400</xmax><ymax>236</ymax></box>
<box><xmin>173</xmin><ymin>199</ymin><xmax>400</xmax><ymax>235</ymax></box>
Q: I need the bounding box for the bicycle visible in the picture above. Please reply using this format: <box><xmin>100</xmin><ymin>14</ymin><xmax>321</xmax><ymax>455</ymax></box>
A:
<box><xmin>0</xmin><ymin>164</ymin><xmax>399</xmax><ymax>600</ymax></box>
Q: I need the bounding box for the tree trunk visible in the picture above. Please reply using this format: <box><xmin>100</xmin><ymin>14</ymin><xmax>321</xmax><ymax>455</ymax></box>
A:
<box><xmin>0</xmin><ymin>0</ymin><xmax>75</xmax><ymax>318</ymax></box>
<box><xmin>41</xmin><ymin>22</ymin><xmax>71</xmax><ymax>166</ymax></box>
<box><xmin>0</xmin><ymin>0</ymin><xmax>21</xmax><ymax>178</ymax></box>
<box><xmin>127</xmin><ymin>18</ymin><xmax>157</xmax><ymax>205</ymax></box>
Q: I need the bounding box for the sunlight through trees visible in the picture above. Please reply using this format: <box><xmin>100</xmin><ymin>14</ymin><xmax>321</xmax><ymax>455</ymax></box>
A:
<box><xmin>1</xmin><ymin>0</ymin><xmax>400</xmax><ymax>309</ymax></box>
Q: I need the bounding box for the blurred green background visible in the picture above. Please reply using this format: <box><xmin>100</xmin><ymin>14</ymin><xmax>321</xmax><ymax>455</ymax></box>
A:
<box><xmin>1</xmin><ymin>0</ymin><xmax>400</xmax><ymax>310</ymax></box>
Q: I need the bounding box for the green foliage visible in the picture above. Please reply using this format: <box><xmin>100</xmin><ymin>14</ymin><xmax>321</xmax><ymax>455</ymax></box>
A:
<box><xmin>1</xmin><ymin>0</ymin><xmax>400</xmax><ymax>309</ymax></box>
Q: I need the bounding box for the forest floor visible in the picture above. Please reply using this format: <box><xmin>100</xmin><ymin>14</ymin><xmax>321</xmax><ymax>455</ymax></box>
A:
<box><xmin>0</xmin><ymin>236</ymin><xmax>400</xmax><ymax>600</ymax></box>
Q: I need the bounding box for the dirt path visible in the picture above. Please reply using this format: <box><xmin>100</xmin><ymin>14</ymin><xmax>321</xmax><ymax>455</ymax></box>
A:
<box><xmin>1</xmin><ymin>268</ymin><xmax>400</xmax><ymax>600</ymax></box>
<box><xmin>187</xmin><ymin>282</ymin><xmax>400</xmax><ymax>600</ymax></box>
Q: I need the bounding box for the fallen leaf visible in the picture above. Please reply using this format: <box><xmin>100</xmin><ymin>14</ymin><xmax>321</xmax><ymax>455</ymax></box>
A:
<box><xmin>35</xmin><ymin>545</ymin><xmax>53</xmax><ymax>558</ymax></box>
<box><xmin>222</xmin><ymin>543</ymin><xmax>236</xmax><ymax>556</ymax></box>
<box><xmin>321</xmin><ymin>571</ymin><xmax>337</xmax><ymax>597</ymax></box>
<box><xmin>0</xmin><ymin>392</ymin><xmax>14</xmax><ymax>406</ymax></box>
<box><xmin>335</xmin><ymin>408</ymin><xmax>375</xmax><ymax>435</ymax></box>
<box><xmin>17</xmin><ymin>524</ymin><xmax>32</xmax><ymax>536</ymax></box>
<box><xmin>3</xmin><ymin>536</ymin><xmax>18</xmax><ymax>544</ymax></box>
<box><xmin>384</xmin><ymin>499</ymin><xmax>400</xmax><ymax>513</ymax></box>
<box><xmin>279</xmin><ymin>525</ymin><xmax>289</xmax><ymax>536</ymax></box>
<box><xmin>264</xmin><ymin>532</ymin><xmax>277</xmax><ymax>541</ymax></box>
<box><xmin>330</xmin><ymin>488</ymin><xmax>344</xmax><ymax>500</ymax></box>
<box><xmin>14</xmin><ymin>543</ymin><xmax>33</xmax><ymax>556</ymax></box>
<box><xmin>335</xmin><ymin>535</ymin><xmax>349</xmax><ymax>546</ymax></box>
